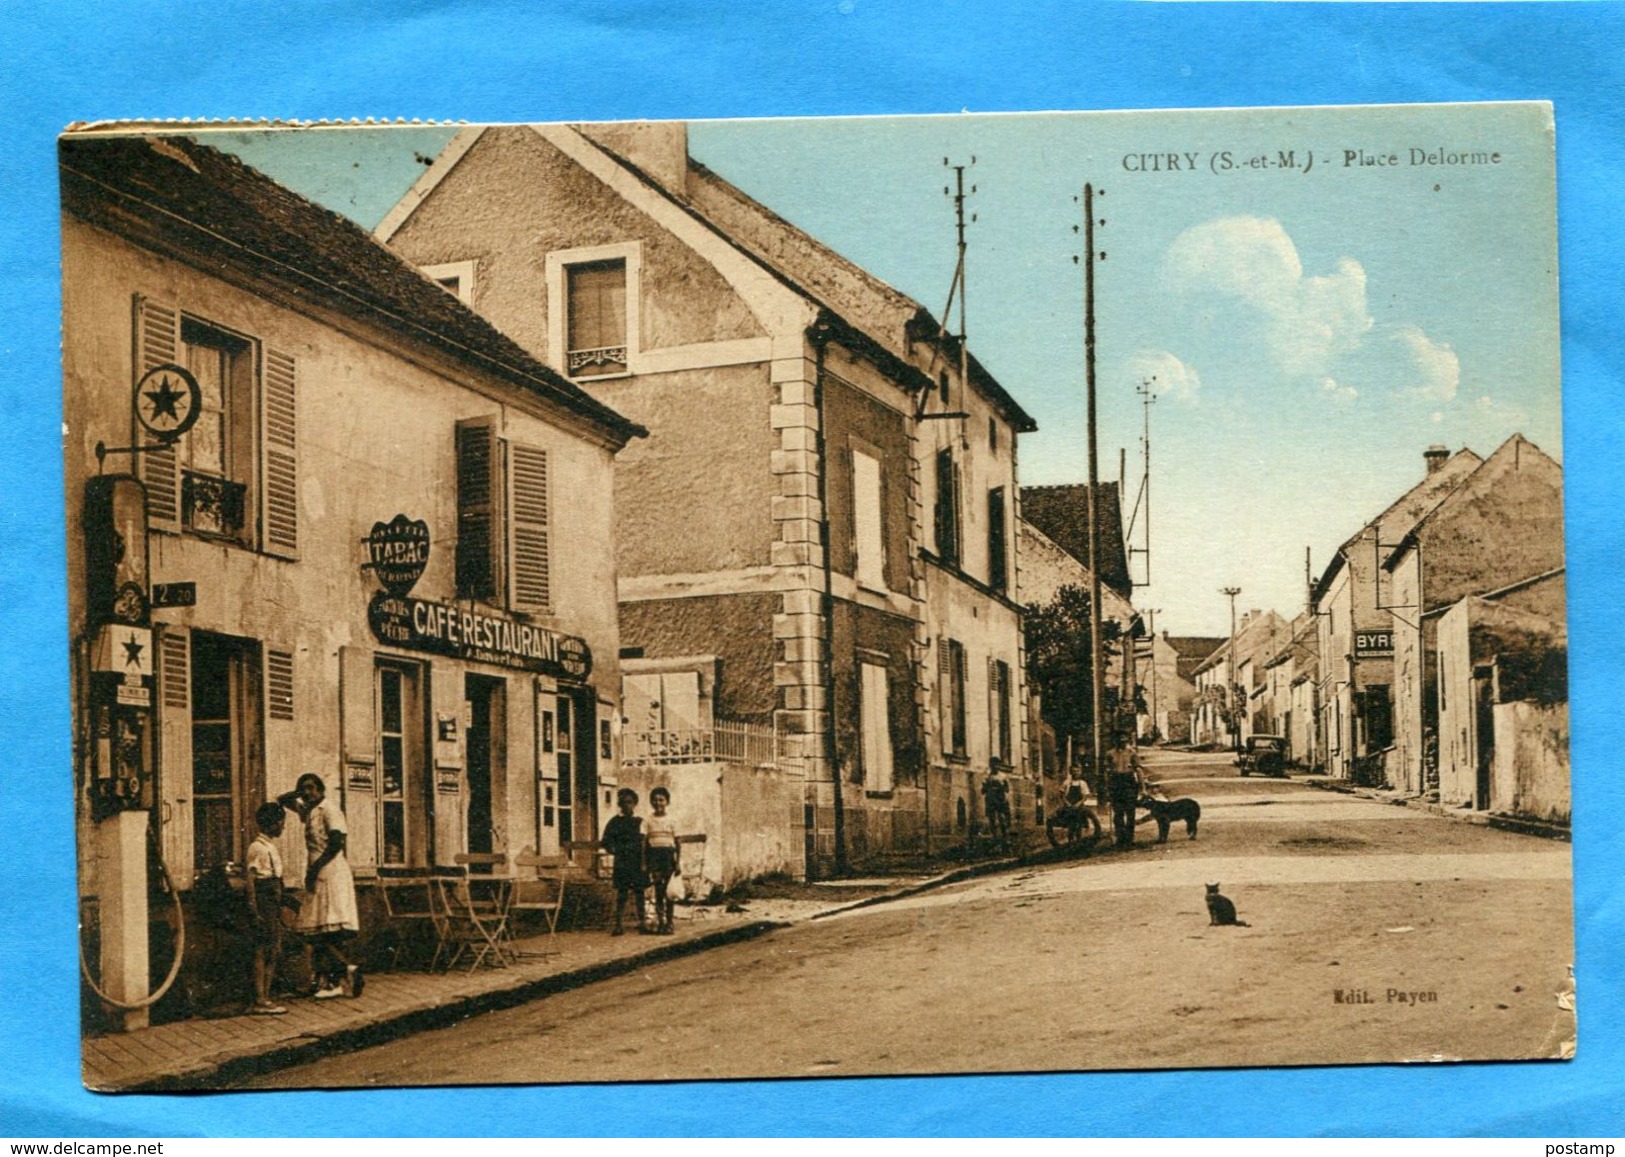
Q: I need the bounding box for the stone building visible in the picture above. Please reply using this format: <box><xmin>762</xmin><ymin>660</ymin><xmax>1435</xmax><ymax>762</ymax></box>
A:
<box><xmin>62</xmin><ymin>133</ymin><xmax>642</xmax><ymax>1023</ymax></box>
<box><xmin>1381</xmin><ymin>435</ymin><xmax>1565</xmax><ymax>797</ymax></box>
<box><xmin>1311</xmin><ymin>446</ymin><xmax>1482</xmax><ymax>782</ymax></box>
<box><xmin>1261</xmin><ymin>612</ymin><xmax>1320</xmax><ymax>768</ymax></box>
<box><xmin>1143</xmin><ymin>634</ymin><xmax>1225</xmax><ymax>744</ymax></box>
<box><xmin>1191</xmin><ymin>610</ymin><xmax>1290</xmax><ymax>749</ymax></box>
<box><xmin>374</xmin><ymin>123</ymin><xmax>1038</xmax><ymax>872</ymax></box>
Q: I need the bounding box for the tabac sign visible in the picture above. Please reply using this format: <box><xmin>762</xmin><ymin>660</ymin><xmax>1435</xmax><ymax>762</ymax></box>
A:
<box><xmin>363</xmin><ymin>515</ymin><xmax>431</xmax><ymax>597</ymax></box>
<box><xmin>368</xmin><ymin>594</ymin><xmax>592</xmax><ymax>680</ymax></box>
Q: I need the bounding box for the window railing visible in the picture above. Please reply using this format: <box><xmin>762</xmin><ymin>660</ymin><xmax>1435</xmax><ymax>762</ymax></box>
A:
<box><xmin>567</xmin><ymin>345</ymin><xmax>628</xmax><ymax>374</ymax></box>
<box><xmin>182</xmin><ymin>470</ymin><xmax>248</xmax><ymax>540</ymax></box>
<box><xmin>622</xmin><ymin>721</ymin><xmax>810</xmax><ymax>769</ymax></box>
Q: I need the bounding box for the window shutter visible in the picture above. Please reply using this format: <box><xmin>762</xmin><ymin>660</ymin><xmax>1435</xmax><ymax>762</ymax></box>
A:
<box><xmin>861</xmin><ymin>662</ymin><xmax>894</xmax><ymax>793</ymax></box>
<box><xmin>507</xmin><ymin>442</ymin><xmax>551</xmax><ymax>613</ymax></box>
<box><xmin>338</xmin><ymin>646</ymin><xmax>376</xmax><ymax>874</ymax></box>
<box><xmin>260</xmin><ymin>347</ymin><xmax>299</xmax><ymax>558</ymax></box>
<box><xmin>934</xmin><ymin>450</ymin><xmax>955</xmax><ymax>561</ymax></box>
<box><xmin>156</xmin><ymin>627</ymin><xmax>193</xmax><ymax>890</ymax></box>
<box><xmin>937</xmin><ymin>637</ymin><xmax>952</xmax><ymax>758</ymax></box>
<box><xmin>987</xmin><ymin>656</ymin><xmax>998</xmax><ymax>766</ymax></box>
<box><xmin>134</xmin><ymin>296</ymin><xmax>182</xmax><ymax>534</ymax></box>
<box><xmin>455</xmin><ymin>416</ymin><xmax>503</xmax><ymax>601</ymax></box>
<box><xmin>263</xmin><ymin>645</ymin><xmax>301</xmax><ymax>883</ymax></box>
<box><xmin>988</xmin><ymin>486</ymin><xmax>1008</xmax><ymax>593</ymax></box>
<box><xmin>852</xmin><ymin>449</ymin><xmax>883</xmax><ymax>589</ymax></box>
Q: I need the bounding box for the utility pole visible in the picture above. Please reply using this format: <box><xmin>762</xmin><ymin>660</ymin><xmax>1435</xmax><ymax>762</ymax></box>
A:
<box><xmin>1080</xmin><ymin>183</ymin><xmax>1107</xmax><ymax>797</ymax></box>
<box><xmin>1143</xmin><ymin>607</ymin><xmax>1161</xmax><ymax>740</ymax></box>
<box><xmin>1221</xmin><ymin>586</ymin><xmax>1242</xmax><ymax>754</ymax></box>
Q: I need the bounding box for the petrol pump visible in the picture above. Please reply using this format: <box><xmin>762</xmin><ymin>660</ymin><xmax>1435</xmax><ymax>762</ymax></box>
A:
<box><xmin>79</xmin><ymin>361</ymin><xmax>200</xmax><ymax>1030</ymax></box>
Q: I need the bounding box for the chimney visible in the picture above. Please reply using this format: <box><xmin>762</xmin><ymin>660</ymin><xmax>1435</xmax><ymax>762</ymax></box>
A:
<box><xmin>1424</xmin><ymin>444</ymin><xmax>1449</xmax><ymax>475</ymax></box>
<box><xmin>578</xmin><ymin>120</ymin><xmax>689</xmax><ymax>197</ymax></box>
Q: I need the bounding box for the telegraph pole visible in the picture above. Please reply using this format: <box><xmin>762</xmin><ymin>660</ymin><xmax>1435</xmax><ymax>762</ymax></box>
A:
<box><xmin>1081</xmin><ymin>183</ymin><xmax>1107</xmax><ymax>796</ymax></box>
<box><xmin>1221</xmin><ymin>586</ymin><xmax>1242</xmax><ymax>753</ymax></box>
<box><xmin>1143</xmin><ymin>607</ymin><xmax>1161</xmax><ymax>740</ymax></box>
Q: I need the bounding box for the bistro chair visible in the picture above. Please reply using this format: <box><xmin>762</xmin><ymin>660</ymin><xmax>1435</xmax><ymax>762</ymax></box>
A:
<box><xmin>430</xmin><ymin>865</ymin><xmax>511</xmax><ymax>973</ymax></box>
<box><xmin>508</xmin><ymin>852</ymin><xmax>571</xmax><ymax>955</ymax></box>
<box><xmin>376</xmin><ymin>866</ymin><xmax>437</xmax><ymax>971</ymax></box>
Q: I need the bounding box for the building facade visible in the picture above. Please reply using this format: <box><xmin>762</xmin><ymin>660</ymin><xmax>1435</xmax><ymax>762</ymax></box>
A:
<box><xmin>64</xmin><ymin>134</ymin><xmax>642</xmax><ymax>1022</ymax></box>
<box><xmin>375</xmin><ymin>123</ymin><xmax>1037</xmax><ymax>872</ymax></box>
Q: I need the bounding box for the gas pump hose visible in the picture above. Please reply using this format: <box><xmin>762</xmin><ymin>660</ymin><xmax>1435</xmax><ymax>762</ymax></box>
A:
<box><xmin>77</xmin><ymin>820</ymin><xmax>186</xmax><ymax>1011</ymax></box>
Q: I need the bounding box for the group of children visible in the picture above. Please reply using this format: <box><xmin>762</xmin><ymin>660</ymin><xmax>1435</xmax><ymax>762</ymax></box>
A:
<box><xmin>600</xmin><ymin>785</ymin><xmax>681</xmax><ymax>936</ymax></box>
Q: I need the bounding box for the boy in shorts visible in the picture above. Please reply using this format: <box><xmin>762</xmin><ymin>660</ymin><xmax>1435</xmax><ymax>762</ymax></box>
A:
<box><xmin>245</xmin><ymin>801</ymin><xmax>289</xmax><ymax>1014</ymax></box>
<box><xmin>644</xmin><ymin>787</ymin><xmax>680</xmax><ymax>934</ymax></box>
<box><xmin>601</xmin><ymin>788</ymin><xmax>647</xmax><ymax>935</ymax></box>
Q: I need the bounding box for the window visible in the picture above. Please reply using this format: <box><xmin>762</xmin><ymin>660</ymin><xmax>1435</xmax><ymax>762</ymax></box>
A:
<box><xmin>135</xmin><ymin>297</ymin><xmax>299</xmax><ymax>558</ymax></box>
<box><xmin>852</xmin><ymin>448</ymin><xmax>885</xmax><ymax>591</ymax></box>
<box><xmin>555</xmin><ymin>694</ymin><xmax>575</xmax><ymax>843</ymax></box>
<box><xmin>939</xmin><ymin>638</ymin><xmax>968</xmax><ymax>759</ymax></box>
<box><xmin>188</xmin><ymin>632</ymin><xmax>260</xmax><ymax>872</ymax></box>
<box><xmin>989</xmin><ymin>658</ymin><xmax>1012</xmax><ymax>766</ymax></box>
<box><xmin>987</xmin><ymin>486</ymin><xmax>1008</xmax><ymax>593</ymax></box>
<box><xmin>934</xmin><ymin>448</ymin><xmax>961</xmax><ymax>565</ymax></box>
<box><xmin>566</xmin><ymin>261</ymin><xmax>627</xmax><ymax>377</ymax></box>
<box><xmin>455</xmin><ymin>417</ymin><xmax>551</xmax><ymax>613</ymax></box>
<box><xmin>375</xmin><ymin>663</ymin><xmax>424</xmax><ymax>867</ymax></box>
<box><xmin>859</xmin><ymin>661</ymin><xmax>895</xmax><ymax>793</ymax></box>
<box><xmin>989</xmin><ymin>418</ymin><xmax>999</xmax><ymax>451</ymax></box>
<box><xmin>422</xmin><ymin>260</ymin><xmax>475</xmax><ymax>305</ymax></box>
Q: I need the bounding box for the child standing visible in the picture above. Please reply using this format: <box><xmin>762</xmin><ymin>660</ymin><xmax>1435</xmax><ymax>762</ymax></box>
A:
<box><xmin>245</xmin><ymin>801</ymin><xmax>289</xmax><ymax>1015</ymax></box>
<box><xmin>601</xmin><ymin>788</ymin><xmax>647</xmax><ymax>935</ymax></box>
<box><xmin>644</xmin><ymin>787</ymin><xmax>680</xmax><ymax>935</ymax></box>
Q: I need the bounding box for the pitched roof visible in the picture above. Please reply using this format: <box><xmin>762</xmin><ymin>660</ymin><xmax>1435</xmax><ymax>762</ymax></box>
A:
<box><xmin>1383</xmin><ymin>434</ymin><xmax>1561</xmax><ymax>570</ymax></box>
<box><xmin>1192</xmin><ymin>610</ymin><xmax>1292</xmax><ymax>678</ymax></box>
<box><xmin>1019</xmin><ymin>483</ymin><xmax>1133</xmax><ymax>599</ymax></box>
<box><xmin>59</xmin><ymin>132</ymin><xmax>646</xmax><ymax>445</ymax></box>
<box><xmin>1164</xmin><ymin>635</ymin><xmax>1225</xmax><ymax>681</ymax></box>
<box><xmin>1311</xmin><ymin>447</ymin><xmax>1482</xmax><ymax>603</ymax></box>
<box><xmin>580</xmin><ymin>133</ymin><xmax>1038</xmax><ymax>433</ymax></box>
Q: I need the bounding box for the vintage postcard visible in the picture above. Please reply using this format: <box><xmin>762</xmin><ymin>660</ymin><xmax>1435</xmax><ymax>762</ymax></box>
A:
<box><xmin>63</xmin><ymin>102</ymin><xmax>1570</xmax><ymax>1090</ymax></box>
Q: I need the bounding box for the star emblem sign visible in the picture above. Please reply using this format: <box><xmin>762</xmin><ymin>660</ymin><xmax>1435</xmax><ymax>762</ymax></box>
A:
<box><xmin>121</xmin><ymin>634</ymin><xmax>145</xmax><ymax>669</ymax></box>
<box><xmin>133</xmin><ymin>363</ymin><xmax>202</xmax><ymax>441</ymax></box>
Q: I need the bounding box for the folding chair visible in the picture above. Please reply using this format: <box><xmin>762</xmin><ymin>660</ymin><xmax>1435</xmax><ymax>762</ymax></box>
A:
<box><xmin>431</xmin><ymin>866</ymin><xmax>511</xmax><ymax>972</ymax></box>
<box><xmin>376</xmin><ymin>866</ymin><xmax>436</xmax><ymax>971</ymax></box>
<box><xmin>508</xmin><ymin>852</ymin><xmax>570</xmax><ymax>956</ymax></box>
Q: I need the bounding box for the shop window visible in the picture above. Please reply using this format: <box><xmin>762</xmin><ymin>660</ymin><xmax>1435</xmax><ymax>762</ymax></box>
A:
<box><xmin>935</xmin><ymin>448</ymin><xmax>962</xmax><ymax>565</ymax></box>
<box><xmin>134</xmin><ymin>297</ymin><xmax>299</xmax><ymax>558</ymax></box>
<box><xmin>987</xmin><ymin>486</ymin><xmax>1008</xmax><ymax>593</ymax></box>
<box><xmin>852</xmin><ymin>447</ymin><xmax>885</xmax><ymax>591</ymax></box>
<box><xmin>939</xmin><ymin>638</ymin><xmax>968</xmax><ymax>759</ymax></box>
<box><xmin>455</xmin><ymin>416</ymin><xmax>551</xmax><ymax>613</ymax></box>
<box><xmin>859</xmin><ymin>661</ymin><xmax>894</xmax><ymax>794</ymax></box>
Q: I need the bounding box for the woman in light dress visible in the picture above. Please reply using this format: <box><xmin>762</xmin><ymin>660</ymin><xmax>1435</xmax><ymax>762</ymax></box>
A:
<box><xmin>279</xmin><ymin>773</ymin><xmax>364</xmax><ymax>999</ymax></box>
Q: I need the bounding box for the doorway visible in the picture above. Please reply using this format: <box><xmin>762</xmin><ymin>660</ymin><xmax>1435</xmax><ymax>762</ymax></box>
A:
<box><xmin>555</xmin><ymin>689</ymin><xmax>599</xmax><ymax>863</ymax></box>
<box><xmin>464</xmin><ymin>674</ymin><xmax>507</xmax><ymax>858</ymax></box>
<box><xmin>189</xmin><ymin>632</ymin><xmax>263</xmax><ymax>872</ymax></box>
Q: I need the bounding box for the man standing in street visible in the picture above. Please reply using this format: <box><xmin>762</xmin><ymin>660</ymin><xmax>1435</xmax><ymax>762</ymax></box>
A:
<box><xmin>1108</xmin><ymin>738</ymin><xmax>1143</xmax><ymax>847</ymax></box>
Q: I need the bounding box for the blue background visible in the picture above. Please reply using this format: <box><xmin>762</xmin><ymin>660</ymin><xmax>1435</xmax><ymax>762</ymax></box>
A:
<box><xmin>3</xmin><ymin>1</ymin><xmax>1621</xmax><ymax>1138</ymax></box>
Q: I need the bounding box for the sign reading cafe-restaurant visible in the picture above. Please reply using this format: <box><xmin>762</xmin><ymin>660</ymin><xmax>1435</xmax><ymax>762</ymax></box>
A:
<box><xmin>363</xmin><ymin>514</ymin><xmax>592</xmax><ymax>682</ymax></box>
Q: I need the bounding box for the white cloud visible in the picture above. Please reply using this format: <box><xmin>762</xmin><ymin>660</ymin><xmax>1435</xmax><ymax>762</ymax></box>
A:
<box><xmin>1126</xmin><ymin>349</ymin><xmax>1201</xmax><ymax>404</ymax></box>
<box><xmin>1164</xmin><ymin>216</ymin><xmax>1371</xmax><ymax>380</ymax></box>
<box><xmin>1161</xmin><ymin>216</ymin><xmax>1459</xmax><ymax>407</ymax></box>
<box><xmin>1474</xmin><ymin>395</ymin><xmax>1528</xmax><ymax>425</ymax></box>
<box><xmin>1392</xmin><ymin>325</ymin><xmax>1460</xmax><ymax>401</ymax></box>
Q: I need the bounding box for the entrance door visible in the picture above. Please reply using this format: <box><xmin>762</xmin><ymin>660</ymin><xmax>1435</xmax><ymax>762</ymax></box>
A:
<box><xmin>464</xmin><ymin>675</ymin><xmax>506</xmax><ymax>858</ymax></box>
<box><xmin>189</xmin><ymin>632</ymin><xmax>262</xmax><ymax>872</ymax></box>
<box><xmin>555</xmin><ymin>690</ymin><xmax>598</xmax><ymax>865</ymax></box>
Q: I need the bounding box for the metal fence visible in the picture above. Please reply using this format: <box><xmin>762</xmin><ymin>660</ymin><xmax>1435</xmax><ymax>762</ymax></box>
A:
<box><xmin>622</xmin><ymin>720</ymin><xmax>810</xmax><ymax>769</ymax></box>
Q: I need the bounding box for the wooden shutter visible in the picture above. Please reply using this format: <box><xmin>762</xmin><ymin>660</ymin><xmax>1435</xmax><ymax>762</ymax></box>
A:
<box><xmin>987</xmin><ymin>656</ymin><xmax>998</xmax><ymax>767</ymax></box>
<box><xmin>338</xmin><ymin>646</ymin><xmax>377</xmax><ymax>874</ymax></box>
<box><xmin>934</xmin><ymin>449</ymin><xmax>955</xmax><ymax>562</ymax></box>
<box><xmin>263</xmin><ymin>645</ymin><xmax>302</xmax><ymax>882</ymax></box>
<box><xmin>456</xmin><ymin>417</ymin><xmax>503</xmax><ymax>601</ymax></box>
<box><xmin>134</xmin><ymin>296</ymin><xmax>182</xmax><ymax>533</ymax></box>
<box><xmin>937</xmin><ymin>637</ymin><xmax>952</xmax><ymax>759</ymax></box>
<box><xmin>260</xmin><ymin>347</ymin><xmax>299</xmax><ymax>558</ymax></box>
<box><xmin>988</xmin><ymin>486</ymin><xmax>1008</xmax><ymax>592</ymax></box>
<box><xmin>852</xmin><ymin>449</ymin><xmax>883</xmax><ymax>590</ymax></box>
<box><xmin>861</xmin><ymin>662</ymin><xmax>894</xmax><ymax>793</ymax></box>
<box><xmin>430</xmin><ymin>663</ymin><xmax>465</xmax><ymax>865</ymax></box>
<box><xmin>507</xmin><ymin>442</ymin><xmax>551</xmax><ymax>613</ymax></box>
<box><xmin>156</xmin><ymin>626</ymin><xmax>193</xmax><ymax>889</ymax></box>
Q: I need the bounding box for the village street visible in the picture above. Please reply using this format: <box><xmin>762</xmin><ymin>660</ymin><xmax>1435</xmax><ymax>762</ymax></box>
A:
<box><xmin>245</xmin><ymin>749</ymin><xmax>1573</xmax><ymax>1088</ymax></box>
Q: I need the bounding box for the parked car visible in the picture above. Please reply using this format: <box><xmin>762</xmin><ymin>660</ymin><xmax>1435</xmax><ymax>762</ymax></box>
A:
<box><xmin>1236</xmin><ymin>734</ymin><xmax>1288</xmax><ymax>777</ymax></box>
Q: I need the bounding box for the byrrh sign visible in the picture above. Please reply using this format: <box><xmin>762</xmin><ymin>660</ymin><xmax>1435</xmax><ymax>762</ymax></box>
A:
<box><xmin>363</xmin><ymin>512</ymin><xmax>592</xmax><ymax>681</ymax></box>
<box><xmin>1355</xmin><ymin>630</ymin><xmax>1395</xmax><ymax>656</ymax></box>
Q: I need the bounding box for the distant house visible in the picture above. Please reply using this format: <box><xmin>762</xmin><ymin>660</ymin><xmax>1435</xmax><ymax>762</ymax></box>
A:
<box><xmin>1435</xmin><ymin>584</ymin><xmax>1567</xmax><ymax>822</ymax></box>
<box><xmin>375</xmin><ymin>122</ymin><xmax>1038</xmax><ymax>873</ymax></box>
<box><xmin>1191</xmin><ymin>610</ymin><xmax>1290</xmax><ymax>749</ymax></box>
<box><xmin>1262</xmin><ymin>613</ymin><xmax>1320</xmax><ymax>768</ymax></box>
<box><xmin>1382</xmin><ymin>435</ymin><xmax>1566</xmax><ymax>797</ymax></box>
<box><xmin>1141</xmin><ymin>633</ymin><xmax>1223</xmax><ymax>744</ymax></box>
<box><xmin>1312</xmin><ymin>445</ymin><xmax>1483</xmax><ymax>782</ymax></box>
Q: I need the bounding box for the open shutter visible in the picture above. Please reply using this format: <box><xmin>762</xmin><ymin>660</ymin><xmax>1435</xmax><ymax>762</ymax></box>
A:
<box><xmin>861</xmin><ymin>662</ymin><xmax>894</xmax><ymax>793</ymax></box>
<box><xmin>937</xmin><ymin>637</ymin><xmax>952</xmax><ymax>760</ymax></box>
<box><xmin>260</xmin><ymin>347</ymin><xmax>299</xmax><ymax>559</ymax></box>
<box><xmin>338</xmin><ymin>645</ymin><xmax>376</xmax><ymax>874</ymax></box>
<box><xmin>455</xmin><ymin>417</ymin><xmax>502</xmax><ymax>601</ymax></box>
<box><xmin>263</xmin><ymin>645</ymin><xmax>303</xmax><ymax>883</ymax></box>
<box><xmin>988</xmin><ymin>486</ymin><xmax>1008</xmax><ymax>592</ymax></box>
<box><xmin>134</xmin><ymin>296</ymin><xmax>182</xmax><ymax>534</ymax></box>
<box><xmin>430</xmin><ymin>663</ymin><xmax>465</xmax><ymax>865</ymax></box>
<box><xmin>507</xmin><ymin>442</ymin><xmax>551</xmax><ymax>613</ymax></box>
<box><xmin>988</xmin><ymin>656</ymin><xmax>999</xmax><ymax>767</ymax></box>
<box><xmin>852</xmin><ymin>449</ymin><xmax>883</xmax><ymax>590</ymax></box>
<box><xmin>155</xmin><ymin>626</ymin><xmax>193</xmax><ymax>890</ymax></box>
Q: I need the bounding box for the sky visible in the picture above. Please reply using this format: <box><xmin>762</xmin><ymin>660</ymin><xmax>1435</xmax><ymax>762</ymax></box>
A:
<box><xmin>213</xmin><ymin>104</ymin><xmax>1560</xmax><ymax>636</ymax></box>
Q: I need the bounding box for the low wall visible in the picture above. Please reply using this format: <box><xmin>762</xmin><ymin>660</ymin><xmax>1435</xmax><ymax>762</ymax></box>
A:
<box><xmin>1491</xmin><ymin>701</ymin><xmax>1570</xmax><ymax>824</ymax></box>
<box><xmin>621</xmin><ymin>759</ymin><xmax>805</xmax><ymax>890</ymax></box>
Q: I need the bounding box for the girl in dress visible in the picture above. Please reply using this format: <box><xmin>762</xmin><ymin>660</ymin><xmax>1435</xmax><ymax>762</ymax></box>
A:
<box><xmin>280</xmin><ymin>773</ymin><xmax>363</xmax><ymax>999</ymax></box>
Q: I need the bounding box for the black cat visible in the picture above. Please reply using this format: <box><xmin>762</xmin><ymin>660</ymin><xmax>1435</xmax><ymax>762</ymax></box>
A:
<box><xmin>1204</xmin><ymin>882</ymin><xmax>1249</xmax><ymax>927</ymax></box>
<box><xmin>1139</xmin><ymin>795</ymin><xmax>1200</xmax><ymax>842</ymax></box>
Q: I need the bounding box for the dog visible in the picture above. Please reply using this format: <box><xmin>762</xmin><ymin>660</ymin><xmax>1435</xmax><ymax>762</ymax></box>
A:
<box><xmin>1139</xmin><ymin>795</ymin><xmax>1200</xmax><ymax>842</ymax></box>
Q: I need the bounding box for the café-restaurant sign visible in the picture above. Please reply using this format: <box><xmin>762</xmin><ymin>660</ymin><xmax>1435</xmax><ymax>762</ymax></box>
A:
<box><xmin>368</xmin><ymin>592</ymin><xmax>593</xmax><ymax>681</ymax></box>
